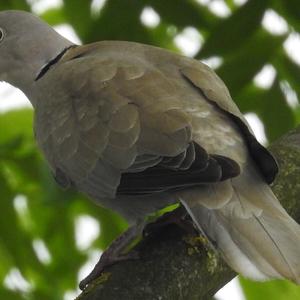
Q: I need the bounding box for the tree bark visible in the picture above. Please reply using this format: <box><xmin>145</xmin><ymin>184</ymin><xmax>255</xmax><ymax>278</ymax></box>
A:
<box><xmin>77</xmin><ymin>127</ymin><xmax>300</xmax><ymax>300</ymax></box>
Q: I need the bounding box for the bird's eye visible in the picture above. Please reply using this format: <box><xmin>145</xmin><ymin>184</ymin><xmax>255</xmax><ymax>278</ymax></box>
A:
<box><xmin>0</xmin><ymin>28</ymin><xmax>4</xmax><ymax>42</ymax></box>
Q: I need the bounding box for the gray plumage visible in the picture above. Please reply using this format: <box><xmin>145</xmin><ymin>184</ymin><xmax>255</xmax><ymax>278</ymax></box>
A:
<box><xmin>1</xmin><ymin>10</ymin><xmax>300</xmax><ymax>284</ymax></box>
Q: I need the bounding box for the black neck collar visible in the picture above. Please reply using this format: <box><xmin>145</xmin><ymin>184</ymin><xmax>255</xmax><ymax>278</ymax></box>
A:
<box><xmin>35</xmin><ymin>45</ymin><xmax>76</xmax><ymax>81</ymax></box>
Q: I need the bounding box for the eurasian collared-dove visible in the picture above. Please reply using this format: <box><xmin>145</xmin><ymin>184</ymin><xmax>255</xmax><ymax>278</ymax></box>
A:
<box><xmin>1</xmin><ymin>10</ymin><xmax>300</xmax><ymax>290</ymax></box>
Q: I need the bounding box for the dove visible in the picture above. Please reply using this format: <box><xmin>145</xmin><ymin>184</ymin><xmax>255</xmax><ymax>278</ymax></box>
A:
<box><xmin>1</xmin><ymin>10</ymin><xmax>300</xmax><ymax>290</ymax></box>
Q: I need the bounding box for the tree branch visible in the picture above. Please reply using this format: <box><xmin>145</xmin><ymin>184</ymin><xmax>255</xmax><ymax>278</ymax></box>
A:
<box><xmin>77</xmin><ymin>127</ymin><xmax>300</xmax><ymax>300</ymax></box>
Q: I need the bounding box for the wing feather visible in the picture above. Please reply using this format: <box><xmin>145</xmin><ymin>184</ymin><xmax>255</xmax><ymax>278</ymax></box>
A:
<box><xmin>35</xmin><ymin>45</ymin><xmax>244</xmax><ymax>198</ymax></box>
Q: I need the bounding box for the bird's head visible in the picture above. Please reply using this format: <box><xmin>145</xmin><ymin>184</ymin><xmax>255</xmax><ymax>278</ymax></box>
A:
<box><xmin>0</xmin><ymin>10</ymin><xmax>74</xmax><ymax>95</ymax></box>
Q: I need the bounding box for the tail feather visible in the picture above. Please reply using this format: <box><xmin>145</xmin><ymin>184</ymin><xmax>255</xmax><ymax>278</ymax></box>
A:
<box><xmin>178</xmin><ymin>164</ymin><xmax>300</xmax><ymax>284</ymax></box>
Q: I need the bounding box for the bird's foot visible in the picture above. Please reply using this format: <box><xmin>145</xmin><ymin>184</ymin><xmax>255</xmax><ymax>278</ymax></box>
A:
<box><xmin>79</xmin><ymin>250</ymin><xmax>139</xmax><ymax>290</ymax></box>
<box><xmin>144</xmin><ymin>206</ymin><xmax>197</xmax><ymax>237</ymax></box>
<box><xmin>79</xmin><ymin>222</ymin><xmax>144</xmax><ymax>290</ymax></box>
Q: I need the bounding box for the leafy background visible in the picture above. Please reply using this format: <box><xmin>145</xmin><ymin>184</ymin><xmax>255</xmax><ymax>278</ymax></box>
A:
<box><xmin>0</xmin><ymin>0</ymin><xmax>300</xmax><ymax>299</ymax></box>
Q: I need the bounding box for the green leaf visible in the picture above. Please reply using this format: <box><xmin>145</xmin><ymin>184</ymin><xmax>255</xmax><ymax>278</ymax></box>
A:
<box><xmin>40</xmin><ymin>8</ymin><xmax>66</xmax><ymax>26</ymax></box>
<box><xmin>0</xmin><ymin>109</ymin><xmax>33</xmax><ymax>144</ymax></box>
<box><xmin>141</xmin><ymin>0</ymin><xmax>217</xmax><ymax>31</ymax></box>
<box><xmin>216</xmin><ymin>30</ymin><xmax>286</xmax><ymax>96</ymax></box>
<box><xmin>240</xmin><ymin>277</ymin><xmax>300</xmax><ymax>300</ymax></box>
<box><xmin>235</xmin><ymin>84</ymin><xmax>266</xmax><ymax>112</ymax></box>
<box><xmin>237</xmin><ymin>79</ymin><xmax>294</xmax><ymax>142</ymax></box>
<box><xmin>146</xmin><ymin>23</ymin><xmax>179</xmax><ymax>52</ymax></box>
<box><xmin>0</xmin><ymin>109</ymin><xmax>34</xmax><ymax>159</ymax></box>
<box><xmin>274</xmin><ymin>52</ymin><xmax>300</xmax><ymax>101</ymax></box>
<box><xmin>85</xmin><ymin>0</ymin><xmax>150</xmax><ymax>44</ymax></box>
<box><xmin>0</xmin><ymin>0</ymin><xmax>30</xmax><ymax>11</ymax></box>
<box><xmin>0</xmin><ymin>288</ymin><xmax>24</xmax><ymax>300</ymax></box>
<box><xmin>198</xmin><ymin>0</ymin><xmax>269</xmax><ymax>58</ymax></box>
<box><xmin>0</xmin><ymin>173</ymin><xmax>44</xmax><ymax>281</ymax></box>
<box><xmin>273</xmin><ymin>0</ymin><xmax>300</xmax><ymax>33</ymax></box>
<box><xmin>261</xmin><ymin>79</ymin><xmax>295</xmax><ymax>141</ymax></box>
<box><xmin>63</xmin><ymin>0</ymin><xmax>93</xmax><ymax>40</ymax></box>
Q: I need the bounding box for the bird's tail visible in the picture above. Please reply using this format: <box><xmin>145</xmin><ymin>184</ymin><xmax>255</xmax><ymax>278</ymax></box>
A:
<box><xmin>177</xmin><ymin>164</ymin><xmax>300</xmax><ymax>283</ymax></box>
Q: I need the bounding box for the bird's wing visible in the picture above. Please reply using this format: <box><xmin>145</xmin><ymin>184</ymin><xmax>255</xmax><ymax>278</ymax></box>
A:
<box><xmin>34</xmin><ymin>44</ymin><xmax>241</xmax><ymax>198</ymax></box>
<box><xmin>178</xmin><ymin>64</ymin><xmax>278</xmax><ymax>184</ymax></box>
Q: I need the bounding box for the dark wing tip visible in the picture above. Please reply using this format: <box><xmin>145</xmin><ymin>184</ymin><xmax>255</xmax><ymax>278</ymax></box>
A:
<box><xmin>229</xmin><ymin>114</ymin><xmax>278</xmax><ymax>184</ymax></box>
<box><xmin>212</xmin><ymin>154</ymin><xmax>241</xmax><ymax>180</ymax></box>
<box><xmin>117</xmin><ymin>142</ymin><xmax>241</xmax><ymax>195</ymax></box>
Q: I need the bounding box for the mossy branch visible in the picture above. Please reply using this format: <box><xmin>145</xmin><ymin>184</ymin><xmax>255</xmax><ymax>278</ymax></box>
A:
<box><xmin>78</xmin><ymin>127</ymin><xmax>300</xmax><ymax>300</ymax></box>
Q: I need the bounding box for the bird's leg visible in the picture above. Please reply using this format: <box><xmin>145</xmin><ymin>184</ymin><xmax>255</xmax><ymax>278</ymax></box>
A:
<box><xmin>79</xmin><ymin>221</ymin><xmax>145</xmax><ymax>290</ymax></box>
<box><xmin>79</xmin><ymin>207</ymin><xmax>195</xmax><ymax>290</ymax></box>
<box><xmin>144</xmin><ymin>205</ymin><xmax>197</xmax><ymax>237</ymax></box>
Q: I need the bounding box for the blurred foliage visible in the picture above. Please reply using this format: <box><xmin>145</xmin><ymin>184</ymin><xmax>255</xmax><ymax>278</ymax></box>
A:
<box><xmin>0</xmin><ymin>0</ymin><xmax>300</xmax><ymax>299</ymax></box>
<box><xmin>240</xmin><ymin>277</ymin><xmax>300</xmax><ymax>300</ymax></box>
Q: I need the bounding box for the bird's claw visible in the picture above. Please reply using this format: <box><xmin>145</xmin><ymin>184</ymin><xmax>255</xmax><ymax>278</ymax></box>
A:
<box><xmin>79</xmin><ymin>249</ymin><xmax>140</xmax><ymax>290</ymax></box>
